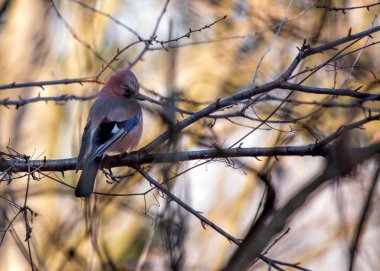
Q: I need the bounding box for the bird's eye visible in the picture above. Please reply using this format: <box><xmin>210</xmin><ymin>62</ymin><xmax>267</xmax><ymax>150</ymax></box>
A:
<box><xmin>121</xmin><ymin>83</ymin><xmax>136</xmax><ymax>97</ymax></box>
<box><xmin>121</xmin><ymin>83</ymin><xmax>129</xmax><ymax>90</ymax></box>
<box><xmin>121</xmin><ymin>83</ymin><xmax>132</xmax><ymax>92</ymax></box>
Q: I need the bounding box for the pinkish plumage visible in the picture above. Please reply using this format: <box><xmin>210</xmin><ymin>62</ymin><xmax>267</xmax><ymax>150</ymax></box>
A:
<box><xmin>99</xmin><ymin>69</ymin><xmax>139</xmax><ymax>97</ymax></box>
<box><xmin>75</xmin><ymin>69</ymin><xmax>143</xmax><ymax>197</ymax></box>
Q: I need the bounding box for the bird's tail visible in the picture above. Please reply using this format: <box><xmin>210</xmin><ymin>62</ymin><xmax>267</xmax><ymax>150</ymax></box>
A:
<box><xmin>75</xmin><ymin>158</ymin><xmax>101</xmax><ymax>197</ymax></box>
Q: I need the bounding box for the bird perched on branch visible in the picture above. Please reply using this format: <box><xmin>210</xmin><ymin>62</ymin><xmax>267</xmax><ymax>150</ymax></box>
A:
<box><xmin>75</xmin><ymin>69</ymin><xmax>143</xmax><ymax>197</ymax></box>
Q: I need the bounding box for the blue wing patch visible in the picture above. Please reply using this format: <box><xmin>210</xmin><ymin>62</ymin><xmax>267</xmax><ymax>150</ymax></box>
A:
<box><xmin>94</xmin><ymin>114</ymin><xmax>140</xmax><ymax>146</ymax></box>
<box><xmin>90</xmin><ymin>114</ymin><xmax>141</xmax><ymax>159</ymax></box>
<box><xmin>124</xmin><ymin>114</ymin><xmax>140</xmax><ymax>133</ymax></box>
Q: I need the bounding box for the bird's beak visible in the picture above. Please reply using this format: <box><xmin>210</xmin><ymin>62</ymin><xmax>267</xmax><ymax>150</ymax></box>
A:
<box><xmin>135</xmin><ymin>93</ymin><xmax>146</xmax><ymax>101</ymax></box>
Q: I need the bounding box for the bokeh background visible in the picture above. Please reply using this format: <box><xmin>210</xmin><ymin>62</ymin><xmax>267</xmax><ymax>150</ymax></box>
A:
<box><xmin>0</xmin><ymin>0</ymin><xmax>379</xmax><ymax>270</ymax></box>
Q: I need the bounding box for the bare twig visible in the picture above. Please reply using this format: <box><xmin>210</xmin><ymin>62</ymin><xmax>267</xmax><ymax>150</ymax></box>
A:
<box><xmin>153</xmin><ymin>15</ymin><xmax>227</xmax><ymax>47</ymax></box>
<box><xmin>0</xmin><ymin>77</ymin><xmax>99</xmax><ymax>91</ymax></box>
<box><xmin>251</xmin><ymin>0</ymin><xmax>293</xmax><ymax>86</ymax></box>
<box><xmin>317</xmin><ymin>2</ymin><xmax>380</xmax><ymax>13</ymax></box>
<box><xmin>0</xmin><ymin>93</ymin><xmax>97</xmax><ymax>108</ymax></box>
<box><xmin>134</xmin><ymin>166</ymin><xmax>241</xmax><ymax>244</ymax></box>
<box><xmin>23</xmin><ymin>159</ymin><xmax>35</xmax><ymax>271</ymax></box>
<box><xmin>341</xmin><ymin>15</ymin><xmax>378</xmax><ymax>88</ymax></box>
<box><xmin>127</xmin><ymin>0</ymin><xmax>171</xmax><ymax>69</ymax></box>
<box><xmin>49</xmin><ymin>0</ymin><xmax>108</xmax><ymax>64</ymax></box>
<box><xmin>68</xmin><ymin>0</ymin><xmax>142</xmax><ymax>40</ymax></box>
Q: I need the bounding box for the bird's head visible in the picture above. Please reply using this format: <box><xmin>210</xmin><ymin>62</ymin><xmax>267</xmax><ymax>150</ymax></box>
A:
<box><xmin>101</xmin><ymin>69</ymin><xmax>141</xmax><ymax>98</ymax></box>
<box><xmin>119</xmin><ymin>70</ymin><xmax>140</xmax><ymax>98</ymax></box>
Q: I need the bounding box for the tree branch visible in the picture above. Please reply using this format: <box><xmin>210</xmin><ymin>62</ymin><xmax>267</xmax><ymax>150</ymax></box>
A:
<box><xmin>1</xmin><ymin>144</ymin><xmax>327</xmax><ymax>173</ymax></box>
<box><xmin>280</xmin><ymin>82</ymin><xmax>380</xmax><ymax>101</ymax></box>
<box><xmin>0</xmin><ymin>77</ymin><xmax>99</xmax><ymax>91</ymax></box>
<box><xmin>224</xmin><ymin>141</ymin><xmax>380</xmax><ymax>271</ymax></box>
<box><xmin>0</xmin><ymin>93</ymin><xmax>97</xmax><ymax>108</ymax></box>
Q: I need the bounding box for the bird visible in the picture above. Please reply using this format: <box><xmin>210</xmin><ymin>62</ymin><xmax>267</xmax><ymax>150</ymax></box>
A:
<box><xmin>75</xmin><ymin>69</ymin><xmax>143</xmax><ymax>197</ymax></box>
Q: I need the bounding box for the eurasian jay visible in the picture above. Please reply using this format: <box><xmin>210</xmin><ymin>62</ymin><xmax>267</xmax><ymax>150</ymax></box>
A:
<box><xmin>75</xmin><ymin>69</ymin><xmax>143</xmax><ymax>197</ymax></box>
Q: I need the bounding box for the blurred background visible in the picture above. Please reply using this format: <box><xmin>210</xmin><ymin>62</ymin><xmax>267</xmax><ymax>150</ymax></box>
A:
<box><xmin>0</xmin><ymin>0</ymin><xmax>379</xmax><ymax>270</ymax></box>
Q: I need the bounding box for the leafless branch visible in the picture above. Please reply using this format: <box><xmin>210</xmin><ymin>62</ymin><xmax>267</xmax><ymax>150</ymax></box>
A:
<box><xmin>224</xmin><ymin>141</ymin><xmax>380</xmax><ymax>271</ymax></box>
<box><xmin>49</xmin><ymin>0</ymin><xmax>108</xmax><ymax>64</ymax></box>
<box><xmin>0</xmin><ymin>77</ymin><xmax>100</xmax><ymax>91</ymax></box>
<box><xmin>1</xmin><ymin>3</ymin><xmax>380</xmax><ymax>270</ymax></box>
<box><xmin>348</xmin><ymin>161</ymin><xmax>380</xmax><ymax>271</ymax></box>
<box><xmin>0</xmin><ymin>93</ymin><xmax>97</xmax><ymax>108</ymax></box>
<box><xmin>317</xmin><ymin>2</ymin><xmax>380</xmax><ymax>13</ymax></box>
<box><xmin>68</xmin><ymin>0</ymin><xmax>142</xmax><ymax>40</ymax></box>
<box><xmin>134</xmin><ymin>166</ymin><xmax>241</xmax><ymax>244</ymax></box>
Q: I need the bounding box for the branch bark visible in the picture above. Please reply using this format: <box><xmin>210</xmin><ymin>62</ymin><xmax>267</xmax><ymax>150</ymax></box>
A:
<box><xmin>0</xmin><ymin>144</ymin><xmax>328</xmax><ymax>173</ymax></box>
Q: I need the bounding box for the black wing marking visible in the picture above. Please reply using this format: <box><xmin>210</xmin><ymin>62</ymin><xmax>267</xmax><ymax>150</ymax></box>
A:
<box><xmin>90</xmin><ymin>114</ymin><xmax>141</xmax><ymax>159</ymax></box>
<box><xmin>93</xmin><ymin>121</ymin><xmax>119</xmax><ymax>146</ymax></box>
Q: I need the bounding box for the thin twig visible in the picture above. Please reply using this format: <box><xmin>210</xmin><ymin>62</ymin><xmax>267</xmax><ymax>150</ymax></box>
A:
<box><xmin>251</xmin><ymin>0</ymin><xmax>293</xmax><ymax>86</ymax></box>
<box><xmin>134</xmin><ymin>166</ymin><xmax>241</xmax><ymax>244</ymax></box>
<box><xmin>317</xmin><ymin>2</ymin><xmax>380</xmax><ymax>13</ymax></box>
<box><xmin>68</xmin><ymin>0</ymin><xmax>142</xmax><ymax>40</ymax></box>
<box><xmin>49</xmin><ymin>0</ymin><xmax>108</xmax><ymax>64</ymax></box>
<box><xmin>127</xmin><ymin>0</ymin><xmax>171</xmax><ymax>69</ymax></box>
<box><xmin>0</xmin><ymin>93</ymin><xmax>97</xmax><ymax>108</ymax></box>
<box><xmin>0</xmin><ymin>77</ymin><xmax>99</xmax><ymax>91</ymax></box>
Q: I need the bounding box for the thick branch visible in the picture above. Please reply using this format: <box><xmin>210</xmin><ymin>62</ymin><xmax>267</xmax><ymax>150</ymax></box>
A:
<box><xmin>348</xmin><ymin>162</ymin><xmax>380</xmax><ymax>271</ymax></box>
<box><xmin>280</xmin><ymin>82</ymin><xmax>380</xmax><ymax>101</ymax></box>
<box><xmin>306</xmin><ymin>26</ymin><xmax>380</xmax><ymax>56</ymax></box>
<box><xmin>0</xmin><ymin>144</ymin><xmax>327</xmax><ymax>173</ymax></box>
<box><xmin>143</xmin><ymin>26</ymin><xmax>380</xmax><ymax>152</ymax></box>
<box><xmin>2</xmin><ymin>138</ymin><xmax>380</xmax><ymax>174</ymax></box>
<box><xmin>281</xmin><ymin>25</ymin><xmax>380</xmax><ymax>79</ymax></box>
<box><xmin>224</xmin><ymin>141</ymin><xmax>380</xmax><ymax>271</ymax></box>
<box><xmin>3</xmin><ymin>106</ymin><xmax>380</xmax><ymax>173</ymax></box>
<box><xmin>143</xmin><ymin>79</ymin><xmax>281</xmax><ymax>152</ymax></box>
